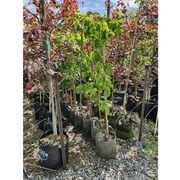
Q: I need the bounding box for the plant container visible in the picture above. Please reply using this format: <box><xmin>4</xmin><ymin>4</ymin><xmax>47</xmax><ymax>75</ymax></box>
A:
<box><xmin>116</xmin><ymin>121</ymin><xmax>134</xmax><ymax>140</ymax></box>
<box><xmin>95</xmin><ymin>126</ymin><xmax>116</xmax><ymax>159</ymax></box>
<box><xmin>39</xmin><ymin>139</ymin><xmax>69</xmax><ymax>169</ymax></box>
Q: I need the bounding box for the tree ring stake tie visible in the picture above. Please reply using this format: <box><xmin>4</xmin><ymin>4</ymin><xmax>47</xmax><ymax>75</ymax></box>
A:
<box><xmin>45</xmin><ymin>38</ymin><xmax>53</xmax><ymax>52</ymax></box>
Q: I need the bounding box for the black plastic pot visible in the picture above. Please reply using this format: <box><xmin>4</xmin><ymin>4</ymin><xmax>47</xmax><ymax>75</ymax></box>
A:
<box><xmin>82</xmin><ymin>117</ymin><xmax>91</xmax><ymax>135</ymax></box>
<box><xmin>117</xmin><ymin>121</ymin><xmax>132</xmax><ymax>132</ymax></box>
<box><xmin>116</xmin><ymin>121</ymin><xmax>134</xmax><ymax>140</ymax></box>
<box><xmin>66</xmin><ymin>106</ymin><xmax>75</xmax><ymax>125</ymax></box>
<box><xmin>75</xmin><ymin>115</ymin><xmax>83</xmax><ymax>130</ymax></box>
<box><xmin>39</xmin><ymin>140</ymin><xmax>69</xmax><ymax>169</ymax></box>
<box><xmin>60</xmin><ymin>101</ymin><xmax>69</xmax><ymax>118</ymax></box>
<box><xmin>126</xmin><ymin>101</ymin><xmax>140</xmax><ymax>112</ymax></box>
<box><xmin>36</xmin><ymin>108</ymin><xmax>52</xmax><ymax>131</ymax></box>
<box><xmin>138</xmin><ymin>102</ymin><xmax>158</xmax><ymax>121</ymax></box>
<box><xmin>150</xmin><ymin>79</ymin><xmax>158</xmax><ymax>101</ymax></box>
<box><xmin>113</xmin><ymin>92</ymin><xmax>125</xmax><ymax>105</ymax></box>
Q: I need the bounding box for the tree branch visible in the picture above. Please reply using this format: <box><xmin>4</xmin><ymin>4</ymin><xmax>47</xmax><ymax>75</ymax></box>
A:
<box><xmin>24</xmin><ymin>7</ymin><xmax>42</xmax><ymax>26</ymax></box>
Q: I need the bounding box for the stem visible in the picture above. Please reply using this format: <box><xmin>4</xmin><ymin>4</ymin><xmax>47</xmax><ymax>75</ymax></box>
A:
<box><xmin>105</xmin><ymin>96</ymin><xmax>109</xmax><ymax>138</ymax></box>
<box><xmin>50</xmin><ymin>79</ymin><xmax>57</xmax><ymax>135</ymax></box>
<box><xmin>70</xmin><ymin>90</ymin><xmax>72</xmax><ymax>107</ymax></box>
<box><xmin>88</xmin><ymin>97</ymin><xmax>92</xmax><ymax>118</ymax></box>
<box><xmin>73</xmin><ymin>83</ymin><xmax>76</xmax><ymax>108</ymax></box>
<box><xmin>79</xmin><ymin>21</ymin><xmax>83</xmax><ymax>112</ymax></box>
<box><xmin>111</xmin><ymin>74</ymin><xmax>114</xmax><ymax>111</ymax></box>
<box><xmin>135</xmin><ymin>84</ymin><xmax>138</xmax><ymax>98</ymax></box>
<box><xmin>107</xmin><ymin>0</ymin><xmax>110</xmax><ymax>18</ymax></box>
<box><xmin>122</xmin><ymin>2</ymin><xmax>144</xmax><ymax>121</ymax></box>
<box><xmin>65</xmin><ymin>89</ymin><xmax>68</xmax><ymax>101</ymax></box>
<box><xmin>79</xmin><ymin>82</ymin><xmax>82</xmax><ymax>112</ymax></box>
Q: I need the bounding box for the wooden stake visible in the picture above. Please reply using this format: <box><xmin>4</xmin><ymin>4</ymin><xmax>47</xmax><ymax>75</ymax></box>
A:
<box><xmin>54</xmin><ymin>74</ymin><xmax>67</xmax><ymax>170</ymax></box>
<box><xmin>138</xmin><ymin>65</ymin><xmax>150</xmax><ymax>141</ymax></box>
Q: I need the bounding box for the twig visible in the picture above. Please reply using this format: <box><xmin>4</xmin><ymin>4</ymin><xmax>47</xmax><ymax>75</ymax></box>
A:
<box><xmin>24</xmin><ymin>7</ymin><xmax>42</xmax><ymax>26</ymax></box>
<box><xmin>25</xmin><ymin>163</ymin><xmax>57</xmax><ymax>172</ymax></box>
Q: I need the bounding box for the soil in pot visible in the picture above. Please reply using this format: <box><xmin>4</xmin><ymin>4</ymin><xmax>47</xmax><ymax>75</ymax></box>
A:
<box><xmin>95</xmin><ymin>126</ymin><xmax>116</xmax><ymax>159</ymax></box>
<box><xmin>39</xmin><ymin>135</ymin><xmax>69</xmax><ymax>169</ymax></box>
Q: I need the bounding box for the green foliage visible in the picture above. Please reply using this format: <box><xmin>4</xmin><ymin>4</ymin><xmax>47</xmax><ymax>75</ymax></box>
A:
<box><xmin>143</xmin><ymin>139</ymin><xmax>158</xmax><ymax>157</ymax></box>
<box><xmin>54</xmin><ymin>12</ymin><xmax>122</xmax><ymax>119</ymax></box>
<box><xmin>135</xmin><ymin>37</ymin><xmax>155</xmax><ymax>80</ymax></box>
<box><xmin>31</xmin><ymin>140</ymin><xmax>39</xmax><ymax>148</ymax></box>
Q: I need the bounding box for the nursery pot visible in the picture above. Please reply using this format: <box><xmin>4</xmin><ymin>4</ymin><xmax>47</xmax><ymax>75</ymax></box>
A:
<box><xmin>116</xmin><ymin>121</ymin><xmax>134</xmax><ymax>140</ymax></box>
<box><xmin>126</xmin><ymin>100</ymin><xmax>139</xmax><ymax>112</ymax></box>
<box><xmin>90</xmin><ymin>117</ymin><xmax>100</xmax><ymax>143</ymax></box>
<box><xmin>67</xmin><ymin>107</ymin><xmax>75</xmax><ymax>125</ymax></box>
<box><xmin>75</xmin><ymin>114</ymin><xmax>83</xmax><ymax>130</ymax></box>
<box><xmin>60</xmin><ymin>101</ymin><xmax>69</xmax><ymax>118</ymax></box>
<box><xmin>138</xmin><ymin>101</ymin><xmax>158</xmax><ymax>121</ymax></box>
<box><xmin>113</xmin><ymin>92</ymin><xmax>125</xmax><ymax>105</ymax></box>
<box><xmin>39</xmin><ymin>140</ymin><xmax>69</xmax><ymax>169</ymax></box>
<box><xmin>82</xmin><ymin>117</ymin><xmax>91</xmax><ymax>135</ymax></box>
<box><xmin>95</xmin><ymin>126</ymin><xmax>116</xmax><ymax>159</ymax></box>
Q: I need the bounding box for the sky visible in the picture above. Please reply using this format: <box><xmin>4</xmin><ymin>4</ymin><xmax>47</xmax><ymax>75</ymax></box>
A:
<box><xmin>23</xmin><ymin>0</ymin><xmax>138</xmax><ymax>15</ymax></box>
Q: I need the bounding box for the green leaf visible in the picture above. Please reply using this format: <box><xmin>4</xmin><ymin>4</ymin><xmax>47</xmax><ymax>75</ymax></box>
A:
<box><xmin>76</xmin><ymin>84</ymin><xmax>84</xmax><ymax>94</ymax></box>
<box><xmin>104</xmin><ymin>87</ymin><xmax>111</xmax><ymax>97</ymax></box>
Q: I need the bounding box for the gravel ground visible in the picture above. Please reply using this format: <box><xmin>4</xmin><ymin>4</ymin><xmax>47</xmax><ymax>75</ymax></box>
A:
<box><xmin>23</xmin><ymin>98</ymin><xmax>158</xmax><ymax>180</ymax></box>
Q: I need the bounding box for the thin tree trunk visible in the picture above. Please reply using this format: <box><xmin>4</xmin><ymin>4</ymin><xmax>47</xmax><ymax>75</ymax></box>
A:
<box><xmin>50</xmin><ymin>79</ymin><xmax>57</xmax><ymax>135</ymax></box>
<box><xmin>105</xmin><ymin>96</ymin><xmax>109</xmax><ymax>138</ymax></box>
<box><xmin>111</xmin><ymin>74</ymin><xmax>114</xmax><ymax>111</ymax></box>
<box><xmin>98</xmin><ymin>92</ymin><xmax>102</xmax><ymax>120</ymax></box>
<box><xmin>135</xmin><ymin>84</ymin><xmax>138</xmax><ymax>98</ymax></box>
<box><xmin>70</xmin><ymin>90</ymin><xmax>72</xmax><ymax>107</ymax></box>
<box><xmin>122</xmin><ymin>2</ymin><xmax>144</xmax><ymax>122</ymax></box>
<box><xmin>73</xmin><ymin>83</ymin><xmax>76</xmax><ymax>108</ymax></box>
<box><xmin>88</xmin><ymin>97</ymin><xmax>92</xmax><ymax>117</ymax></box>
<box><xmin>107</xmin><ymin>0</ymin><xmax>110</xmax><ymax>18</ymax></box>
